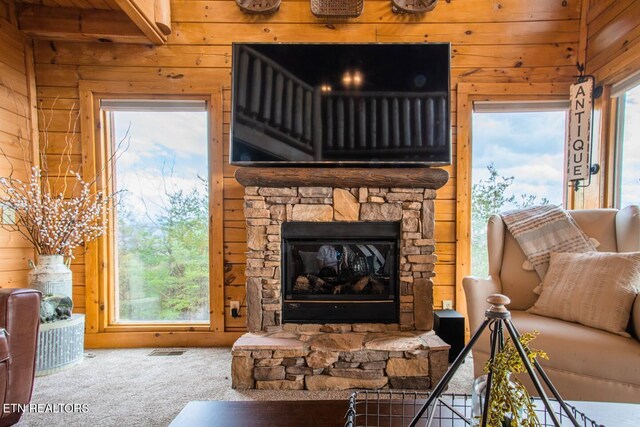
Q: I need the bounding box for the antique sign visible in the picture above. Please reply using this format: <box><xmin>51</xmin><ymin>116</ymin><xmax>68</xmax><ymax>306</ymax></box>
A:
<box><xmin>566</xmin><ymin>79</ymin><xmax>593</xmax><ymax>182</ymax></box>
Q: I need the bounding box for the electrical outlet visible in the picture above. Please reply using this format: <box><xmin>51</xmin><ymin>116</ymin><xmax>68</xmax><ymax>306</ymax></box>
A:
<box><xmin>442</xmin><ymin>300</ymin><xmax>453</xmax><ymax>310</ymax></box>
<box><xmin>230</xmin><ymin>301</ymin><xmax>240</xmax><ymax>318</ymax></box>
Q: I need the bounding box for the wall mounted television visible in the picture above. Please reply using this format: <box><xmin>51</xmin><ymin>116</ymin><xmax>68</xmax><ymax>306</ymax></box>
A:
<box><xmin>230</xmin><ymin>43</ymin><xmax>451</xmax><ymax>166</ymax></box>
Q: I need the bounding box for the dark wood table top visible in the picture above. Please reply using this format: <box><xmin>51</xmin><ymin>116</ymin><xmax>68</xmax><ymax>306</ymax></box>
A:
<box><xmin>169</xmin><ymin>399</ymin><xmax>640</xmax><ymax>427</ymax></box>
<box><xmin>169</xmin><ymin>400</ymin><xmax>350</xmax><ymax>427</ymax></box>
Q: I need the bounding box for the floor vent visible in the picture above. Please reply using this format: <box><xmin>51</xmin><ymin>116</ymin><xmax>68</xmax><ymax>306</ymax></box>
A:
<box><xmin>148</xmin><ymin>349</ymin><xmax>187</xmax><ymax>357</ymax></box>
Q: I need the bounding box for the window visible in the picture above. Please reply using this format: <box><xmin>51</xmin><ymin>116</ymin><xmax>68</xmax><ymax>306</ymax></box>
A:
<box><xmin>103</xmin><ymin>100</ymin><xmax>210</xmax><ymax>324</ymax></box>
<box><xmin>471</xmin><ymin>103</ymin><xmax>568</xmax><ymax>277</ymax></box>
<box><xmin>614</xmin><ymin>82</ymin><xmax>640</xmax><ymax>208</ymax></box>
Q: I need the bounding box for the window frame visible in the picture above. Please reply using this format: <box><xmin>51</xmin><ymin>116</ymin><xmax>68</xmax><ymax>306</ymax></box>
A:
<box><xmin>469</xmin><ymin>102</ymin><xmax>571</xmax><ymax>279</ymax></box>
<box><xmin>79</xmin><ymin>81</ymin><xmax>227</xmax><ymax>347</ymax></box>
<box><xmin>611</xmin><ymin>73</ymin><xmax>640</xmax><ymax>209</ymax></box>
<box><xmin>102</xmin><ymin>99</ymin><xmax>211</xmax><ymax>327</ymax></box>
<box><xmin>456</xmin><ymin>82</ymin><xmax>574</xmax><ymax>339</ymax></box>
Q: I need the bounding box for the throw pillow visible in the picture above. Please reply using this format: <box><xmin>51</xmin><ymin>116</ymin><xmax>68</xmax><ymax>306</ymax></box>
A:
<box><xmin>527</xmin><ymin>251</ymin><xmax>640</xmax><ymax>337</ymax></box>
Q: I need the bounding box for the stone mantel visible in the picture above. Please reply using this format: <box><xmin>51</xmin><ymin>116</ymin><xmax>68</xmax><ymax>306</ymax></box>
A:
<box><xmin>235</xmin><ymin>167</ymin><xmax>449</xmax><ymax>189</ymax></box>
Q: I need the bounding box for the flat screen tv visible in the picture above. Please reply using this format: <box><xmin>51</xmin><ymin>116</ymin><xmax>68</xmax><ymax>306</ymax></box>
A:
<box><xmin>230</xmin><ymin>43</ymin><xmax>451</xmax><ymax>166</ymax></box>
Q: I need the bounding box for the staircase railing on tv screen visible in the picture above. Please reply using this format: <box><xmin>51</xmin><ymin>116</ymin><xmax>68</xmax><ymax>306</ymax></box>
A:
<box><xmin>234</xmin><ymin>45</ymin><xmax>448</xmax><ymax>161</ymax></box>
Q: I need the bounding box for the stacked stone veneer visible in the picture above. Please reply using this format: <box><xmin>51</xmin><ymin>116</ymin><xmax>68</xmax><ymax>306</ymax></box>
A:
<box><xmin>244</xmin><ymin>186</ymin><xmax>438</xmax><ymax>333</ymax></box>
<box><xmin>231</xmin><ymin>329</ymin><xmax>450</xmax><ymax>391</ymax></box>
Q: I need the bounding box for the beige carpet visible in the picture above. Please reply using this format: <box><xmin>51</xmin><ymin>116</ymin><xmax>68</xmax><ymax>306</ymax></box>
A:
<box><xmin>17</xmin><ymin>348</ymin><xmax>473</xmax><ymax>427</ymax></box>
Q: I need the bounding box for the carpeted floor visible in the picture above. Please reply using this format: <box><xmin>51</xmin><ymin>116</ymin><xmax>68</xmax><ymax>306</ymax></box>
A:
<box><xmin>17</xmin><ymin>348</ymin><xmax>474</xmax><ymax>427</ymax></box>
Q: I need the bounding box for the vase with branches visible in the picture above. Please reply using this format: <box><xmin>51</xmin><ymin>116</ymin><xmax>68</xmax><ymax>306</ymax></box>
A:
<box><xmin>0</xmin><ymin>87</ymin><xmax>125</xmax><ymax>320</ymax></box>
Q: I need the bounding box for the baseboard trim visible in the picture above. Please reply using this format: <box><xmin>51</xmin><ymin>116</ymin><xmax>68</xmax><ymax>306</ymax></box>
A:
<box><xmin>85</xmin><ymin>331</ymin><xmax>244</xmax><ymax>348</ymax></box>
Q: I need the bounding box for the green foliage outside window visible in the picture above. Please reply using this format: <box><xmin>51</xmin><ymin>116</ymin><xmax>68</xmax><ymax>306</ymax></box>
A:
<box><xmin>471</xmin><ymin>164</ymin><xmax>549</xmax><ymax>278</ymax></box>
<box><xmin>117</xmin><ymin>180</ymin><xmax>209</xmax><ymax>322</ymax></box>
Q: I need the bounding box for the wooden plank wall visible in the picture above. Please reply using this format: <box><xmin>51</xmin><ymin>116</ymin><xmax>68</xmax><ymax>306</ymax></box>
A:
<box><xmin>33</xmin><ymin>0</ymin><xmax>581</xmax><ymax>333</ymax></box>
<box><xmin>0</xmin><ymin>2</ymin><xmax>37</xmax><ymax>289</ymax></box>
<box><xmin>586</xmin><ymin>0</ymin><xmax>640</xmax><ymax>84</ymax></box>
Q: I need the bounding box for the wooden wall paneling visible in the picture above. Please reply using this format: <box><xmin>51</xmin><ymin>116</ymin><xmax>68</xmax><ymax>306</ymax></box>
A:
<box><xmin>32</xmin><ymin>0</ymin><xmax>584</xmax><ymax>340</ymax></box>
<box><xmin>171</xmin><ymin>0</ymin><xmax>582</xmax><ymax>24</ymax></box>
<box><xmin>78</xmin><ymin>84</ymin><xmax>101</xmax><ymax>332</ymax></box>
<box><xmin>0</xmin><ymin>10</ymin><xmax>37</xmax><ymax>289</ymax></box>
<box><xmin>33</xmin><ymin>41</ymin><xmax>232</xmax><ymax>68</ymax></box>
<box><xmin>209</xmin><ymin>88</ymin><xmax>225</xmax><ymax>332</ymax></box>
<box><xmin>578</xmin><ymin>0</ymin><xmax>589</xmax><ymax>65</ymax></box>
<box><xmin>586</xmin><ymin>0</ymin><xmax>640</xmax><ymax>84</ymax></box>
<box><xmin>455</xmin><ymin>85</ymin><xmax>472</xmax><ymax>339</ymax></box>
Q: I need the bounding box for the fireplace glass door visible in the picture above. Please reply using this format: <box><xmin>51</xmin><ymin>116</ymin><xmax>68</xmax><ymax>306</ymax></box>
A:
<box><xmin>282</xmin><ymin>222</ymin><xmax>399</xmax><ymax>323</ymax></box>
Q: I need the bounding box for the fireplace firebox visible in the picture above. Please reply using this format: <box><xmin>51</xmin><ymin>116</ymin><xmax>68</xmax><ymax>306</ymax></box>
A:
<box><xmin>281</xmin><ymin>222</ymin><xmax>399</xmax><ymax>324</ymax></box>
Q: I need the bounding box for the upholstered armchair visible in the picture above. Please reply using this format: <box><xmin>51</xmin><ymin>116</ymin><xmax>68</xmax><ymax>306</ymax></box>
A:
<box><xmin>463</xmin><ymin>206</ymin><xmax>640</xmax><ymax>403</ymax></box>
<box><xmin>0</xmin><ymin>288</ymin><xmax>41</xmax><ymax>426</ymax></box>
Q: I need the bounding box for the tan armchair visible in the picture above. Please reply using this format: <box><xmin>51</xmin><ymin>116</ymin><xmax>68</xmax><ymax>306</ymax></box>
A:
<box><xmin>463</xmin><ymin>206</ymin><xmax>640</xmax><ymax>403</ymax></box>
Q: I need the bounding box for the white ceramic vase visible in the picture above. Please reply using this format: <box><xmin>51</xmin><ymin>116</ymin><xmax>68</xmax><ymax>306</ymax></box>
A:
<box><xmin>28</xmin><ymin>255</ymin><xmax>72</xmax><ymax>299</ymax></box>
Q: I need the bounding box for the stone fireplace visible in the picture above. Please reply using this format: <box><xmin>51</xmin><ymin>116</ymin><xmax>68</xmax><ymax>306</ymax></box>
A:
<box><xmin>245</xmin><ymin>186</ymin><xmax>438</xmax><ymax>333</ymax></box>
<box><xmin>231</xmin><ymin>169</ymin><xmax>451</xmax><ymax>391</ymax></box>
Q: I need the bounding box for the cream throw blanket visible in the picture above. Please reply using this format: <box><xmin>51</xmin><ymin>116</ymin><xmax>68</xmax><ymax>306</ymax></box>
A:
<box><xmin>500</xmin><ymin>205</ymin><xmax>597</xmax><ymax>280</ymax></box>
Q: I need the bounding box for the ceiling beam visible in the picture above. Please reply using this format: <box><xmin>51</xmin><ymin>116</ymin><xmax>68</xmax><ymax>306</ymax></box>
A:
<box><xmin>113</xmin><ymin>0</ymin><xmax>167</xmax><ymax>45</ymax></box>
<box><xmin>17</xmin><ymin>5</ymin><xmax>150</xmax><ymax>44</ymax></box>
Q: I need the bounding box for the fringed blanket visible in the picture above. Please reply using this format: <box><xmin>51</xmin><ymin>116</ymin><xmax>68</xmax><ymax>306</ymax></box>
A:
<box><xmin>500</xmin><ymin>205</ymin><xmax>596</xmax><ymax>280</ymax></box>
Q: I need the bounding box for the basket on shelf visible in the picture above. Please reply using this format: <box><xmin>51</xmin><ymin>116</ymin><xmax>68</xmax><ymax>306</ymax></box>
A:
<box><xmin>235</xmin><ymin>0</ymin><xmax>281</xmax><ymax>14</ymax></box>
<box><xmin>391</xmin><ymin>0</ymin><xmax>438</xmax><ymax>14</ymax></box>
<box><xmin>311</xmin><ymin>0</ymin><xmax>364</xmax><ymax>17</ymax></box>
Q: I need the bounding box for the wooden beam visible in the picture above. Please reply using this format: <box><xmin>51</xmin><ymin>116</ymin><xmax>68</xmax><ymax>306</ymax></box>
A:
<box><xmin>234</xmin><ymin>167</ymin><xmax>450</xmax><ymax>189</ymax></box>
<box><xmin>114</xmin><ymin>0</ymin><xmax>167</xmax><ymax>45</ymax></box>
<box><xmin>154</xmin><ymin>0</ymin><xmax>171</xmax><ymax>35</ymax></box>
<box><xmin>17</xmin><ymin>5</ymin><xmax>149</xmax><ymax>44</ymax></box>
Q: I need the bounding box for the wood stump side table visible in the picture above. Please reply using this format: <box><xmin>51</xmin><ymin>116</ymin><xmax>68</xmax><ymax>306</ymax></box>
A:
<box><xmin>36</xmin><ymin>314</ymin><xmax>85</xmax><ymax>376</ymax></box>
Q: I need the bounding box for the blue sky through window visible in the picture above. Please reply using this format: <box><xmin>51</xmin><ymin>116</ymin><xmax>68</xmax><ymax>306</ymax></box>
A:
<box><xmin>472</xmin><ymin>110</ymin><xmax>566</xmax><ymax>209</ymax></box>
<box><xmin>619</xmin><ymin>84</ymin><xmax>640</xmax><ymax>208</ymax></box>
<box><xmin>112</xmin><ymin>111</ymin><xmax>208</xmax><ymax>219</ymax></box>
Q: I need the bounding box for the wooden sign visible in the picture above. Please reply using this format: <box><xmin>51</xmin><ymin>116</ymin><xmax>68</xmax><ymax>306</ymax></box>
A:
<box><xmin>566</xmin><ymin>79</ymin><xmax>593</xmax><ymax>182</ymax></box>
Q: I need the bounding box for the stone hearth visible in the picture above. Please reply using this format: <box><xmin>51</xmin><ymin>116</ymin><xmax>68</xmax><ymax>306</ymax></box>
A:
<box><xmin>231</xmin><ymin>330</ymin><xmax>449</xmax><ymax>391</ymax></box>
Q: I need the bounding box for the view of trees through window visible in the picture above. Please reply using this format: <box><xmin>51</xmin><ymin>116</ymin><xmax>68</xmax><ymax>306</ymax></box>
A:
<box><xmin>618</xmin><ymin>83</ymin><xmax>640</xmax><ymax>208</ymax></box>
<box><xmin>111</xmin><ymin>108</ymin><xmax>210</xmax><ymax>323</ymax></box>
<box><xmin>471</xmin><ymin>110</ymin><xmax>566</xmax><ymax>277</ymax></box>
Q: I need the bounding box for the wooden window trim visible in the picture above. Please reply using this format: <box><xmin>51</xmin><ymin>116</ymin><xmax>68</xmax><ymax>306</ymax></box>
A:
<box><xmin>79</xmin><ymin>80</ymin><xmax>233</xmax><ymax>347</ymax></box>
<box><xmin>456</xmin><ymin>82</ymin><xmax>572</xmax><ymax>339</ymax></box>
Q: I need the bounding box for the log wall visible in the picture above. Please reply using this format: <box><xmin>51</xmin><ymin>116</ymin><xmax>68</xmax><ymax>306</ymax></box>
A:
<box><xmin>33</xmin><ymin>0</ymin><xmax>582</xmax><ymax>333</ymax></box>
<box><xmin>586</xmin><ymin>0</ymin><xmax>640</xmax><ymax>84</ymax></box>
<box><xmin>0</xmin><ymin>3</ymin><xmax>37</xmax><ymax>290</ymax></box>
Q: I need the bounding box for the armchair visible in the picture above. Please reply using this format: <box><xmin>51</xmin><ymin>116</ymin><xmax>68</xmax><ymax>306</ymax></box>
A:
<box><xmin>463</xmin><ymin>206</ymin><xmax>640</xmax><ymax>403</ymax></box>
<box><xmin>0</xmin><ymin>288</ymin><xmax>41</xmax><ymax>426</ymax></box>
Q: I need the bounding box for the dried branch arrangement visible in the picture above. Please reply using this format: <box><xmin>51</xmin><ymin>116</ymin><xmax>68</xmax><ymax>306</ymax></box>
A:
<box><xmin>0</xmin><ymin>167</ymin><xmax>115</xmax><ymax>258</ymax></box>
<box><xmin>0</xmin><ymin>82</ymin><xmax>126</xmax><ymax>259</ymax></box>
